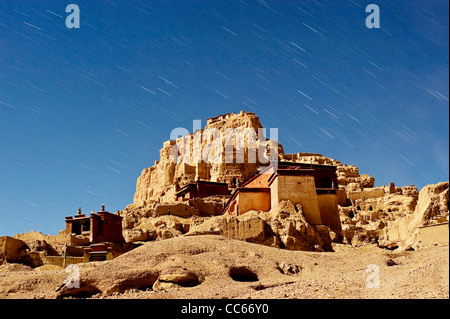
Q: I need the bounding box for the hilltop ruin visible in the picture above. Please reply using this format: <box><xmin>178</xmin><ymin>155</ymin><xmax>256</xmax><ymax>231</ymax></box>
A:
<box><xmin>119</xmin><ymin>111</ymin><xmax>448</xmax><ymax>251</ymax></box>
<box><xmin>2</xmin><ymin>111</ymin><xmax>448</xmax><ymax>268</ymax></box>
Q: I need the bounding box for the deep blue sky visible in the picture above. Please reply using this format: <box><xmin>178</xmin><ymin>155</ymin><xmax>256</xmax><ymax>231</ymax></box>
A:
<box><xmin>0</xmin><ymin>0</ymin><xmax>448</xmax><ymax>236</ymax></box>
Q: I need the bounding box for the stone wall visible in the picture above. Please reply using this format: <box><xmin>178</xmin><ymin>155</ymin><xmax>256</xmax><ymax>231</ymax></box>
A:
<box><xmin>347</xmin><ymin>188</ymin><xmax>385</xmax><ymax>201</ymax></box>
<box><xmin>131</xmin><ymin>111</ymin><xmax>280</xmax><ymax>207</ymax></box>
<box><xmin>14</xmin><ymin>230</ymin><xmax>68</xmax><ymax>246</ymax></box>
<box><xmin>155</xmin><ymin>202</ymin><xmax>196</xmax><ymax>218</ymax></box>
<box><xmin>44</xmin><ymin>256</ymin><xmax>85</xmax><ymax>267</ymax></box>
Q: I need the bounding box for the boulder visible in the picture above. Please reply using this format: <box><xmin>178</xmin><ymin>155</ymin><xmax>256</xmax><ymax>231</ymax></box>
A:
<box><xmin>123</xmin><ymin>229</ymin><xmax>150</xmax><ymax>243</ymax></box>
<box><xmin>0</xmin><ymin>236</ymin><xmax>28</xmax><ymax>263</ymax></box>
<box><xmin>25</xmin><ymin>240</ymin><xmax>59</xmax><ymax>256</ymax></box>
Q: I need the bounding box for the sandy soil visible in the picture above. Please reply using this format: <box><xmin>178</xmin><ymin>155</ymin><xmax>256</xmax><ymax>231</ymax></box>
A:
<box><xmin>0</xmin><ymin>235</ymin><xmax>448</xmax><ymax>299</ymax></box>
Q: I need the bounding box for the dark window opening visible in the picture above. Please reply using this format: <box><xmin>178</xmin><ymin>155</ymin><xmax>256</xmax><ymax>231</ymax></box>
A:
<box><xmin>71</xmin><ymin>223</ymin><xmax>82</xmax><ymax>235</ymax></box>
<box><xmin>89</xmin><ymin>254</ymin><xmax>107</xmax><ymax>262</ymax></box>
<box><xmin>82</xmin><ymin>222</ymin><xmax>90</xmax><ymax>233</ymax></box>
<box><xmin>316</xmin><ymin>176</ymin><xmax>333</xmax><ymax>189</ymax></box>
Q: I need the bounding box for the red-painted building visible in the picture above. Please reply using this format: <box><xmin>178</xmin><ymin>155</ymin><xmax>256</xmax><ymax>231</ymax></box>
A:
<box><xmin>223</xmin><ymin>161</ymin><xmax>341</xmax><ymax>231</ymax></box>
<box><xmin>65</xmin><ymin>205</ymin><xmax>124</xmax><ymax>244</ymax></box>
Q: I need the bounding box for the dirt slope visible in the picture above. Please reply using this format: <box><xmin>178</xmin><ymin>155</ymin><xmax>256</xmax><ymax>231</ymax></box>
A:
<box><xmin>0</xmin><ymin>235</ymin><xmax>448</xmax><ymax>299</ymax></box>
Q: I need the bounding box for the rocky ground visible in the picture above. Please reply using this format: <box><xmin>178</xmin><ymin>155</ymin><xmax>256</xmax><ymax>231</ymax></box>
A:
<box><xmin>0</xmin><ymin>235</ymin><xmax>448</xmax><ymax>299</ymax></box>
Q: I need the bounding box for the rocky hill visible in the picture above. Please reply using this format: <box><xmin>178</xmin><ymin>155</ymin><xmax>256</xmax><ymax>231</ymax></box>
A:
<box><xmin>130</xmin><ymin>111</ymin><xmax>377</xmax><ymax>209</ymax></box>
<box><xmin>131</xmin><ymin>111</ymin><xmax>278</xmax><ymax>207</ymax></box>
<box><xmin>119</xmin><ymin>111</ymin><xmax>448</xmax><ymax>252</ymax></box>
<box><xmin>1</xmin><ymin>111</ymin><xmax>448</xmax><ymax>299</ymax></box>
<box><xmin>3</xmin><ymin>111</ymin><xmax>448</xmax><ymax>265</ymax></box>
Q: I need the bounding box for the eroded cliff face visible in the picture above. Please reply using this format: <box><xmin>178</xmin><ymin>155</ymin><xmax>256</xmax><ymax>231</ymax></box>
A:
<box><xmin>132</xmin><ymin>111</ymin><xmax>283</xmax><ymax>207</ymax></box>
<box><xmin>337</xmin><ymin>182</ymin><xmax>449</xmax><ymax>249</ymax></box>
<box><xmin>130</xmin><ymin>111</ymin><xmax>375</xmax><ymax>208</ymax></box>
<box><xmin>6</xmin><ymin>112</ymin><xmax>446</xmax><ymax>261</ymax></box>
<box><xmin>122</xmin><ymin>111</ymin><xmax>448</xmax><ymax>251</ymax></box>
<box><xmin>380</xmin><ymin>182</ymin><xmax>449</xmax><ymax>249</ymax></box>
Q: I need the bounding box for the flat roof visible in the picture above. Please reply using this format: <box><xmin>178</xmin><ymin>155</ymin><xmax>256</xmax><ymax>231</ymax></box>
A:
<box><xmin>241</xmin><ymin>161</ymin><xmax>337</xmax><ymax>187</ymax></box>
<box><xmin>66</xmin><ymin>210</ymin><xmax>121</xmax><ymax>222</ymax></box>
<box><xmin>276</xmin><ymin>161</ymin><xmax>337</xmax><ymax>170</ymax></box>
<box><xmin>65</xmin><ymin>216</ymin><xmax>90</xmax><ymax>222</ymax></box>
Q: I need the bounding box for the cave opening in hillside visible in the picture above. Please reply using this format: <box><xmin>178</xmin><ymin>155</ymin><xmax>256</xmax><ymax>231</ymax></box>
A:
<box><xmin>229</xmin><ymin>266</ymin><xmax>259</xmax><ymax>282</ymax></box>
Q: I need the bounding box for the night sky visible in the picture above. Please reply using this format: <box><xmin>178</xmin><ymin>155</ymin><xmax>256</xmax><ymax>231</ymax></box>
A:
<box><xmin>0</xmin><ymin>0</ymin><xmax>448</xmax><ymax>236</ymax></box>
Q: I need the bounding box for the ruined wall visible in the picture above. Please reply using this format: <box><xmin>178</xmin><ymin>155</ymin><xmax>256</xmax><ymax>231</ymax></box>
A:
<box><xmin>347</xmin><ymin>188</ymin><xmax>385</xmax><ymax>201</ymax></box>
<box><xmin>220</xmin><ymin>213</ymin><xmax>270</xmax><ymax>244</ymax></box>
<box><xmin>14</xmin><ymin>230</ymin><xmax>68</xmax><ymax>246</ymax></box>
<box><xmin>155</xmin><ymin>202</ymin><xmax>195</xmax><ymax>218</ymax></box>
<box><xmin>131</xmin><ymin>111</ymin><xmax>280</xmax><ymax>207</ymax></box>
<box><xmin>378</xmin><ymin>182</ymin><xmax>449</xmax><ymax>249</ymax></box>
<box><xmin>354</xmin><ymin>192</ymin><xmax>418</xmax><ymax>215</ymax></box>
